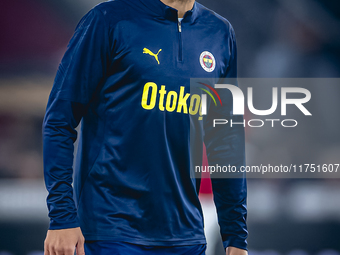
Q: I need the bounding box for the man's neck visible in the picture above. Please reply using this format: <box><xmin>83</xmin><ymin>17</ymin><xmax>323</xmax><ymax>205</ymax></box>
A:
<box><xmin>160</xmin><ymin>0</ymin><xmax>195</xmax><ymax>18</ymax></box>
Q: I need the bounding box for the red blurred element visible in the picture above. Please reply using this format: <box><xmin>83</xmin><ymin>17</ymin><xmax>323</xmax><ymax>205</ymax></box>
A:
<box><xmin>199</xmin><ymin>143</ymin><xmax>213</xmax><ymax>195</ymax></box>
<box><xmin>0</xmin><ymin>0</ymin><xmax>72</xmax><ymax>62</ymax></box>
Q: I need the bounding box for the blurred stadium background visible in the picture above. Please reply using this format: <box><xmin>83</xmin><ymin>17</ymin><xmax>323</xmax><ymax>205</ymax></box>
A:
<box><xmin>1</xmin><ymin>0</ymin><xmax>340</xmax><ymax>254</ymax></box>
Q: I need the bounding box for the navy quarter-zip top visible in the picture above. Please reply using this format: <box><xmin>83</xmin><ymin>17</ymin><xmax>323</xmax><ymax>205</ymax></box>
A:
<box><xmin>43</xmin><ymin>0</ymin><xmax>248</xmax><ymax>250</ymax></box>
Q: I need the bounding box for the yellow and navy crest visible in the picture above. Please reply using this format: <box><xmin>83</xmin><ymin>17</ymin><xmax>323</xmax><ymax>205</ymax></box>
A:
<box><xmin>199</xmin><ymin>51</ymin><xmax>216</xmax><ymax>72</ymax></box>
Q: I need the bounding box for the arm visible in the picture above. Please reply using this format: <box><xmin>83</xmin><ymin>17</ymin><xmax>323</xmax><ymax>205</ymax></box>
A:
<box><xmin>204</xmin><ymin>24</ymin><xmax>248</xmax><ymax>252</ymax></box>
<box><xmin>43</xmin><ymin>8</ymin><xmax>111</xmax><ymax>255</ymax></box>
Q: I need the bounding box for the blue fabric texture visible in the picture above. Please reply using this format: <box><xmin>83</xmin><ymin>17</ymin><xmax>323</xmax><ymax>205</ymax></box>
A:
<box><xmin>84</xmin><ymin>241</ymin><xmax>206</xmax><ymax>255</ymax></box>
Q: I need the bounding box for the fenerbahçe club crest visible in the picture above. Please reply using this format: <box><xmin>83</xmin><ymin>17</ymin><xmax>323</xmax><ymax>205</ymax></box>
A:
<box><xmin>199</xmin><ymin>51</ymin><xmax>216</xmax><ymax>72</ymax></box>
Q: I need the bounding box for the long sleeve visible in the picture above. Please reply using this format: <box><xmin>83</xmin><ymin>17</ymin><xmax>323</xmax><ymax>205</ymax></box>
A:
<box><xmin>43</xmin><ymin>8</ymin><xmax>111</xmax><ymax>230</ymax></box>
<box><xmin>204</xmin><ymin>25</ymin><xmax>248</xmax><ymax>250</ymax></box>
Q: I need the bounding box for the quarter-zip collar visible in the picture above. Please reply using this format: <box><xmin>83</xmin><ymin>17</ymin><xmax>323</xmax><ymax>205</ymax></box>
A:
<box><xmin>139</xmin><ymin>0</ymin><xmax>199</xmax><ymax>23</ymax></box>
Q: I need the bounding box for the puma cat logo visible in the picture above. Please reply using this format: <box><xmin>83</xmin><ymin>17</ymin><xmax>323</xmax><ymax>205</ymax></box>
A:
<box><xmin>143</xmin><ymin>48</ymin><xmax>162</xmax><ymax>65</ymax></box>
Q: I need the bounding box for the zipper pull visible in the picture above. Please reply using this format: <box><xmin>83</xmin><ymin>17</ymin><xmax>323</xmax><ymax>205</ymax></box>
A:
<box><xmin>178</xmin><ymin>22</ymin><xmax>182</xmax><ymax>32</ymax></box>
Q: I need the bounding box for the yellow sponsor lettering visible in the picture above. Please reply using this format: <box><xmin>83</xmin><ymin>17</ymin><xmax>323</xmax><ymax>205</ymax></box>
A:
<box><xmin>158</xmin><ymin>85</ymin><xmax>166</xmax><ymax>111</ymax></box>
<box><xmin>166</xmin><ymin>91</ymin><xmax>178</xmax><ymax>112</ymax></box>
<box><xmin>141</xmin><ymin>82</ymin><xmax>201</xmax><ymax>117</ymax></box>
<box><xmin>177</xmin><ymin>86</ymin><xmax>190</xmax><ymax>114</ymax></box>
<box><xmin>189</xmin><ymin>94</ymin><xmax>201</xmax><ymax>115</ymax></box>
<box><xmin>141</xmin><ymin>82</ymin><xmax>157</xmax><ymax>110</ymax></box>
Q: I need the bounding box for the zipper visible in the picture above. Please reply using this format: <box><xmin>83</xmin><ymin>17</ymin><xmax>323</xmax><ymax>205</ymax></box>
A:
<box><xmin>178</xmin><ymin>21</ymin><xmax>183</xmax><ymax>62</ymax></box>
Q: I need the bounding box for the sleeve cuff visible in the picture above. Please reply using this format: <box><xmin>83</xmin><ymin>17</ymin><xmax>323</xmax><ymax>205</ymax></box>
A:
<box><xmin>223</xmin><ymin>238</ymin><xmax>248</xmax><ymax>251</ymax></box>
<box><xmin>49</xmin><ymin>218</ymin><xmax>80</xmax><ymax>230</ymax></box>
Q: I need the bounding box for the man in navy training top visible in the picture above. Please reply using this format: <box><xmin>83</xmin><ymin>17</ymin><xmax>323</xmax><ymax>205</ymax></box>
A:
<box><xmin>43</xmin><ymin>0</ymin><xmax>248</xmax><ymax>254</ymax></box>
